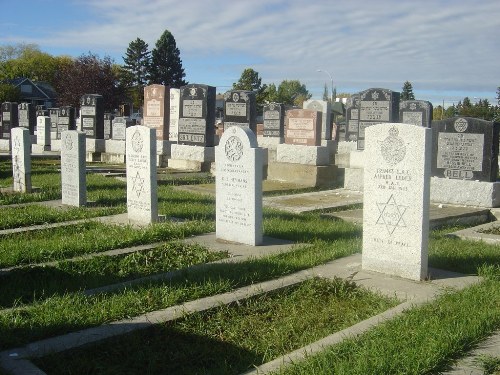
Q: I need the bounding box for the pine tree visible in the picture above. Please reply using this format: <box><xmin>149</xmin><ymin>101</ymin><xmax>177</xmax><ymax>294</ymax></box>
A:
<box><xmin>149</xmin><ymin>30</ymin><xmax>186</xmax><ymax>87</ymax></box>
<box><xmin>401</xmin><ymin>81</ymin><xmax>415</xmax><ymax>100</ymax></box>
<box><xmin>122</xmin><ymin>38</ymin><xmax>151</xmax><ymax>109</ymax></box>
<box><xmin>322</xmin><ymin>83</ymin><xmax>329</xmax><ymax>102</ymax></box>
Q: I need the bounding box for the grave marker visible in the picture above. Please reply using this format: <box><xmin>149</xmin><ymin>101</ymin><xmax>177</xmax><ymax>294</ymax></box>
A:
<box><xmin>1</xmin><ymin>102</ymin><xmax>18</xmax><ymax>139</ymax></box>
<box><xmin>345</xmin><ymin>94</ymin><xmax>359</xmax><ymax>141</ymax></box>
<box><xmin>216</xmin><ymin>126</ymin><xmax>263</xmax><ymax>245</ymax></box>
<box><xmin>112</xmin><ymin>117</ymin><xmax>132</xmax><ymax>140</ymax></box>
<box><xmin>284</xmin><ymin>109</ymin><xmax>322</xmax><ymax>146</ymax></box>
<box><xmin>11</xmin><ymin>127</ymin><xmax>32</xmax><ymax>193</ymax></box>
<box><xmin>362</xmin><ymin>123</ymin><xmax>431</xmax><ymax>280</ymax></box>
<box><xmin>57</xmin><ymin>106</ymin><xmax>76</xmax><ymax>139</ymax></box>
<box><xmin>104</xmin><ymin>113</ymin><xmax>114</xmax><ymax>140</ymax></box>
<box><xmin>303</xmin><ymin>99</ymin><xmax>331</xmax><ymax>140</ymax></box>
<box><xmin>18</xmin><ymin>103</ymin><xmax>36</xmax><ymax>134</ymax></box>
<box><xmin>178</xmin><ymin>84</ymin><xmax>216</xmax><ymax>146</ymax></box>
<box><xmin>143</xmin><ymin>84</ymin><xmax>169</xmax><ymax>140</ymax></box>
<box><xmin>263</xmin><ymin>103</ymin><xmax>284</xmax><ymax>138</ymax></box>
<box><xmin>400</xmin><ymin>100</ymin><xmax>433</xmax><ymax>127</ymax></box>
<box><xmin>223</xmin><ymin>90</ymin><xmax>256</xmax><ymax>132</ymax></box>
<box><xmin>61</xmin><ymin>131</ymin><xmax>86</xmax><ymax>206</ymax></box>
<box><xmin>36</xmin><ymin>116</ymin><xmax>51</xmax><ymax>149</ymax></box>
<box><xmin>431</xmin><ymin>117</ymin><xmax>499</xmax><ymax>182</ymax></box>
<box><xmin>126</xmin><ymin>125</ymin><xmax>158</xmax><ymax>223</ymax></box>
<box><xmin>169</xmin><ymin>88</ymin><xmax>180</xmax><ymax>142</ymax></box>
<box><xmin>49</xmin><ymin>108</ymin><xmax>59</xmax><ymax>140</ymax></box>
<box><xmin>80</xmin><ymin>94</ymin><xmax>104</xmax><ymax>138</ymax></box>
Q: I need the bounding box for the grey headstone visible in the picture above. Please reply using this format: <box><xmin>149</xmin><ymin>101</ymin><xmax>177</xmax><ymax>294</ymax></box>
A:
<box><xmin>169</xmin><ymin>88</ymin><xmax>180</xmax><ymax>142</ymax></box>
<box><xmin>61</xmin><ymin>131</ymin><xmax>86</xmax><ymax>206</ymax></box>
<box><xmin>399</xmin><ymin>100</ymin><xmax>433</xmax><ymax>127</ymax></box>
<box><xmin>263</xmin><ymin>103</ymin><xmax>285</xmax><ymax>138</ymax></box>
<box><xmin>57</xmin><ymin>106</ymin><xmax>76</xmax><ymax>139</ymax></box>
<box><xmin>80</xmin><ymin>94</ymin><xmax>104</xmax><ymax>139</ymax></box>
<box><xmin>11</xmin><ymin>127</ymin><xmax>32</xmax><ymax>192</ymax></box>
<box><xmin>303</xmin><ymin>99</ymin><xmax>332</xmax><ymax>140</ymax></box>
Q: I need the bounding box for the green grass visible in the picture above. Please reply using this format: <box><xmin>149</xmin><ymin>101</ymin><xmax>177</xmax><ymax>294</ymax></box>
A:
<box><xmin>476</xmin><ymin>355</ymin><xmax>500</xmax><ymax>374</ymax></box>
<box><xmin>34</xmin><ymin>277</ymin><xmax>397</xmax><ymax>375</ymax></box>
<box><xmin>0</xmin><ymin>242</ymin><xmax>228</xmax><ymax>308</ymax></box>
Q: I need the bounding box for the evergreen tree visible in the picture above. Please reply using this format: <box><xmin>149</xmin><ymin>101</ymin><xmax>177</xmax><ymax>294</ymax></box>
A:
<box><xmin>122</xmin><ymin>38</ymin><xmax>151</xmax><ymax>108</ymax></box>
<box><xmin>401</xmin><ymin>81</ymin><xmax>415</xmax><ymax>100</ymax></box>
<box><xmin>322</xmin><ymin>83</ymin><xmax>329</xmax><ymax>102</ymax></box>
<box><xmin>149</xmin><ymin>30</ymin><xmax>186</xmax><ymax>87</ymax></box>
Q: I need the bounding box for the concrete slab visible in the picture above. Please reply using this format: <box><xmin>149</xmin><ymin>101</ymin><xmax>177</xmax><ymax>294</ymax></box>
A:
<box><xmin>449</xmin><ymin>220</ymin><xmax>500</xmax><ymax>244</ymax></box>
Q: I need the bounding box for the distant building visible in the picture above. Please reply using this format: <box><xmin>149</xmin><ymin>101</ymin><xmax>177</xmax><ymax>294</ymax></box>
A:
<box><xmin>4</xmin><ymin>78</ymin><xmax>57</xmax><ymax>108</ymax></box>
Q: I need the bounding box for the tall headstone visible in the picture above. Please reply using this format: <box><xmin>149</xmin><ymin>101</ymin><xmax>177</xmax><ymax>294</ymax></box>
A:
<box><xmin>362</xmin><ymin>123</ymin><xmax>431</xmax><ymax>280</ymax></box>
<box><xmin>216</xmin><ymin>126</ymin><xmax>263</xmax><ymax>246</ymax></box>
<box><xmin>126</xmin><ymin>125</ymin><xmax>158</xmax><ymax>223</ymax></box>
<box><xmin>345</xmin><ymin>94</ymin><xmax>360</xmax><ymax>141</ymax></box>
<box><xmin>223</xmin><ymin>90</ymin><xmax>256</xmax><ymax>132</ymax></box>
<box><xmin>143</xmin><ymin>84</ymin><xmax>169</xmax><ymax>140</ymax></box>
<box><xmin>18</xmin><ymin>103</ymin><xmax>36</xmax><ymax>135</ymax></box>
<box><xmin>11</xmin><ymin>127</ymin><xmax>32</xmax><ymax>193</ymax></box>
<box><xmin>49</xmin><ymin>108</ymin><xmax>59</xmax><ymax>140</ymax></box>
<box><xmin>36</xmin><ymin>116</ymin><xmax>51</xmax><ymax>149</ymax></box>
<box><xmin>284</xmin><ymin>109</ymin><xmax>322</xmax><ymax>146</ymax></box>
<box><xmin>169</xmin><ymin>88</ymin><xmax>180</xmax><ymax>142</ymax></box>
<box><xmin>103</xmin><ymin>113</ymin><xmax>114</xmax><ymax>140</ymax></box>
<box><xmin>112</xmin><ymin>117</ymin><xmax>132</xmax><ymax>140</ymax></box>
<box><xmin>61</xmin><ymin>131</ymin><xmax>86</xmax><ymax>206</ymax></box>
<box><xmin>263</xmin><ymin>103</ymin><xmax>285</xmax><ymax>138</ymax></box>
<box><xmin>432</xmin><ymin>117</ymin><xmax>499</xmax><ymax>182</ymax></box>
<box><xmin>57</xmin><ymin>106</ymin><xmax>76</xmax><ymax>139</ymax></box>
<box><xmin>178</xmin><ymin>84</ymin><xmax>216</xmax><ymax>146</ymax></box>
<box><xmin>1</xmin><ymin>102</ymin><xmax>18</xmax><ymax>139</ymax></box>
<box><xmin>80</xmin><ymin>94</ymin><xmax>104</xmax><ymax>139</ymax></box>
<box><xmin>400</xmin><ymin>100</ymin><xmax>433</xmax><ymax>127</ymax></box>
<box><xmin>303</xmin><ymin>99</ymin><xmax>332</xmax><ymax>140</ymax></box>
<box><xmin>357</xmin><ymin>88</ymin><xmax>400</xmax><ymax>150</ymax></box>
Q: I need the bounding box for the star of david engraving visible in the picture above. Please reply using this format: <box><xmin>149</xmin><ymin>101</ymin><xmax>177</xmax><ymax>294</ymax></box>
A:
<box><xmin>131</xmin><ymin>171</ymin><xmax>146</xmax><ymax>198</ymax></box>
<box><xmin>376</xmin><ymin>194</ymin><xmax>408</xmax><ymax>235</ymax></box>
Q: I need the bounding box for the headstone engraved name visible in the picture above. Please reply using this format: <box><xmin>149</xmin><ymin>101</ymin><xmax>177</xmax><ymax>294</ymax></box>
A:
<box><xmin>284</xmin><ymin>109</ymin><xmax>322</xmax><ymax>146</ymax></box>
<box><xmin>178</xmin><ymin>84</ymin><xmax>216</xmax><ymax>146</ymax></box>
<box><xmin>11</xmin><ymin>127</ymin><xmax>32</xmax><ymax>193</ymax></box>
<box><xmin>432</xmin><ymin>117</ymin><xmax>499</xmax><ymax>181</ymax></box>
<box><xmin>1</xmin><ymin>102</ymin><xmax>18</xmax><ymax>139</ymax></box>
<box><xmin>126</xmin><ymin>125</ymin><xmax>158</xmax><ymax>223</ymax></box>
<box><xmin>80</xmin><ymin>94</ymin><xmax>104</xmax><ymax>138</ymax></box>
<box><xmin>169</xmin><ymin>88</ymin><xmax>180</xmax><ymax>141</ymax></box>
<box><xmin>216</xmin><ymin>126</ymin><xmax>263</xmax><ymax>245</ymax></box>
<box><xmin>57</xmin><ymin>106</ymin><xmax>76</xmax><ymax>139</ymax></box>
<box><xmin>18</xmin><ymin>103</ymin><xmax>36</xmax><ymax>134</ymax></box>
<box><xmin>263</xmin><ymin>103</ymin><xmax>284</xmax><ymax>138</ymax></box>
<box><xmin>112</xmin><ymin>117</ymin><xmax>132</xmax><ymax>141</ymax></box>
<box><xmin>61</xmin><ymin>131</ymin><xmax>86</xmax><ymax>206</ymax></box>
<box><xmin>399</xmin><ymin>100</ymin><xmax>433</xmax><ymax>127</ymax></box>
<box><xmin>143</xmin><ymin>84</ymin><xmax>169</xmax><ymax>140</ymax></box>
<box><xmin>303</xmin><ymin>99</ymin><xmax>331</xmax><ymax>140</ymax></box>
<box><xmin>362</xmin><ymin>123</ymin><xmax>431</xmax><ymax>280</ymax></box>
<box><xmin>357</xmin><ymin>88</ymin><xmax>400</xmax><ymax>150</ymax></box>
<box><xmin>223</xmin><ymin>90</ymin><xmax>257</xmax><ymax>132</ymax></box>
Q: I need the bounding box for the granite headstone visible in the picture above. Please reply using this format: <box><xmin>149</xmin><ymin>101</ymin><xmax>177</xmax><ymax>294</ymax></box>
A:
<box><xmin>57</xmin><ymin>106</ymin><xmax>76</xmax><ymax>139</ymax></box>
<box><xmin>11</xmin><ymin>127</ymin><xmax>32</xmax><ymax>193</ymax></box>
<box><xmin>303</xmin><ymin>99</ymin><xmax>331</xmax><ymax>140</ymax></box>
<box><xmin>143</xmin><ymin>84</ymin><xmax>169</xmax><ymax>140</ymax></box>
<box><xmin>399</xmin><ymin>100</ymin><xmax>433</xmax><ymax>127</ymax></box>
<box><xmin>49</xmin><ymin>108</ymin><xmax>59</xmax><ymax>140</ymax></box>
<box><xmin>1</xmin><ymin>102</ymin><xmax>18</xmax><ymax>139</ymax></box>
<box><xmin>80</xmin><ymin>94</ymin><xmax>104</xmax><ymax>139</ymax></box>
<box><xmin>223</xmin><ymin>90</ymin><xmax>256</xmax><ymax>132</ymax></box>
<box><xmin>169</xmin><ymin>88</ymin><xmax>180</xmax><ymax>142</ymax></box>
<box><xmin>345</xmin><ymin>94</ymin><xmax>359</xmax><ymax>141</ymax></box>
<box><xmin>61</xmin><ymin>131</ymin><xmax>86</xmax><ymax>206</ymax></box>
<box><xmin>18</xmin><ymin>103</ymin><xmax>36</xmax><ymax>134</ymax></box>
<box><xmin>263</xmin><ymin>103</ymin><xmax>284</xmax><ymax>138</ymax></box>
<box><xmin>284</xmin><ymin>109</ymin><xmax>322</xmax><ymax>146</ymax></box>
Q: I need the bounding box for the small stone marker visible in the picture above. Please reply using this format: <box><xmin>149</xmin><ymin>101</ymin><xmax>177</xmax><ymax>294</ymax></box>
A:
<box><xmin>431</xmin><ymin>117</ymin><xmax>500</xmax><ymax>182</ymax></box>
<box><xmin>57</xmin><ymin>106</ymin><xmax>76</xmax><ymax>139</ymax></box>
<box><xmin>216</xmin><ymin>126</ymin><xmax>264</xmax><ymax>245</ymax></box>
<box><xmin>36</xmin><ymin>116</ymin><xmax>51</xmax><ymax>149</ymax></box>
<box><xmin>223</xmin><ymin>90</ymin><xmax>257</xmax><ymax>132</ymax></box>
<box><xmin>399</xmin><ymin>100</ymin><xmax>433</xmax><ymax>127</ymax></box>
<box><xmin>178</xmin><ymin>84</ymin><xmax>216</xmax><ymax>146</ymax></box>
<box><xmin>303</xmin><ymin>99</ymin><xmax>331</xmax><ymax>140</ymax></box>
<box><xmin>111</xmin><ymin>117</ymin><xmax>132</xmax><ymax>141</ymax></box>
<box><xmin>143</xmin><ymin>84</ymin><xmax>170</xmax><ymax>140</ymax></box>
<box><xmin>61</xmin><ymin>131</ymin><xmax>86</xmax><ymax>206</ymax></box>
<box><xmin>362</xmin><ymin>123</ymin><xmax>431</xmax><ymax>280</ymax></box>
<box><xmin>284</xmin><ymin>109</ymin><xmax>322</xmax><ymax>146</ymax></box>
<box><xmin>126</xmin><ymin>125</ymin><xmax>158</xmax><ymax>223</ymax></box>
<box><xmin>169</xmin><ymin>88</ymin><xmax>180</xmax><ymax>142</ymax></box>
<box><xmin>263</xmin><ymin>103</ymin><xmax>285</xmax><ymax>138</ymax></box>
<box><xmin>357</xmin><ymin>88</ymin><xmax>400</xmax><ymax>150</ymax></box>
<box><xmin>1</xmin><ymin>102</ymin><xmax>18</xmax><ymax>139</ymax></box>
<box><xmin>80</xmin><ymin>94</ymin><xmax>104</xmax><ymax>139</ymax></box>
<box><xmin>11</xmin><ymin>127</ymin><xmax>32</xmax><ymax>193</ymax></box>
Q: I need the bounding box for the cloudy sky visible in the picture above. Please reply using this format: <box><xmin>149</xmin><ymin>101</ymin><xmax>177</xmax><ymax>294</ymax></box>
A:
<box><xmin>1</xmin><ymin>0</ymin><xmax>499</xmax><ymax>106</ymax></box>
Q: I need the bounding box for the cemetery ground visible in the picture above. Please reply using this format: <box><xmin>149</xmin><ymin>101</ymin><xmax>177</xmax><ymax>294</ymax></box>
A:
<box><xmin>0</xmin><ymin>159</ymin><xmax>499</xmax><ymax>375</ymax></box>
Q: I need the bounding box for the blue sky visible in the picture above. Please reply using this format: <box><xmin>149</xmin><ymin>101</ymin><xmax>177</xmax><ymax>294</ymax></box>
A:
<box><xmin>1</xmin><ymin>0</ymin><xmax>499</xmax><ymax>107</ymax></box>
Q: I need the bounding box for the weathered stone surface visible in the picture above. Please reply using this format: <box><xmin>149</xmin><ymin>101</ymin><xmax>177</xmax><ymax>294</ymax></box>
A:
<box><xmin>303</xmin><ymin>99</ymin><xmax>331</xmax><ymax>140</ymax></box>
<box><xmin>61</xmin><ymin>131</ymin><xmax>86</xmax><ymax>206</ymax></box>
<box><xmin>11</xmin><ymin>127</ymin><xmax>32</xmax><ymax>193</ymax></box>
<box><xmin>275</xmin><ymin>143</ymin><xmax>330</xmax><ymax>165</ymax></box>
<box><xmin>399</xmin><ymin>100</ymin><xmax>432</xmax><ymax>127</ymax></box>
<box><xmin>285</xmin><ymin>109</ymin><xmax>322</xmax><ymax>146</ymax></box>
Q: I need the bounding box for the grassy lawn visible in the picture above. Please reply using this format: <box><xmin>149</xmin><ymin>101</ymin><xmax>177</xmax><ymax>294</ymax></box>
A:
<box><xmin>0</xmin><ymin>159</ymin><xmax>499</xmax><ymax>374</ymax></box>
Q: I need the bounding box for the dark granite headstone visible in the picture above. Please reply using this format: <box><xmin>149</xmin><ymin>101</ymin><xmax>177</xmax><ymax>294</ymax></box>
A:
<box><xmin>143</xmin><ymin>84</ymin><xmax>169</xmax><ymax>140</ymax></box>
<box><xmin>223</xmin><ymin>90</ymin><xmax>256</xmax><ymax>132</ymax></box>
<box><xmin>1</xmin><ymin>102</ymin><xmax>18</xmax><ymax>139</ymax></box>
<box><xmin>18</xmin><ymin>103</ymin><xmax>36</xmax><ymax>134</ymax></box>
<box><xmin>431</xmin><ymin>117</ymin><xmax>500</xmax><ymax>182</ymax></box>
<box><xmin>57</xmin><ymin>106</ymin><xmax>76</xmax><ymax>139</ymax></box>
<box><xmin>400</xmin><ymin>100</ymin><xmax>433</xmax><ymax>127</ymax></box>
<box><xmin>36</xmin><ymin>105</ymin><xmax>48</xmax><ymax>117</ymax></box>
<box><xmin>104</xmin><ymin>112</ymin><xmax>114</xmax><ymax>140</ymax></box>
<box><xmin>345</xmin><ymin>94</ymin><xmax>359</xmax><ymax>141</ymax></box>
<box><xmin>49</xmin><ymin>108</ymin><xmax>59</xmax><ymax>140</ymax></box>
<box><xmin>357</xmin><ymin>88</ymin><xmax>400</xmax><ymax>149</ymax></box>
<box><xmin>263</xmin><ymin>103</ymin><xmax>284</xmax><ymax>138</ymax></box>
<box><xmin>80</xmin><ymin>94</ymin><xmax>104</xmax><ymax>139</ymax></box>
<box><xmin>178</xmin><ymin>84</ymin><xmax>216</xmax><ymax>146</ymax></box>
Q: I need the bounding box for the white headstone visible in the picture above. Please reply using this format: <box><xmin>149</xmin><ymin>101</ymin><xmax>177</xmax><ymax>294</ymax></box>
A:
<box><xmin>216</xmin><ymin>126</ymin><xmax>263</xmax><ymax>246</ymax></box>
<box><xmin>362</xmin><ymin>123</ymin><xmax>431</xmax><ymax>280</ymax></box>
<box><xmin>36</xmin><ymin>116</ymin><xmax>51</xmax><ymax>147</ymax></box>
<box><xmin>11</xmin><ymin>127</ymin><xmax>32</xmax><ymax>193</ymax></box>
<box><xmin>126</xmin><ymin>125</ymin><xmax>158</xmax><ymax>223</ymax></box>
<box><xmin>169</xmin><ymin>88</ymin><xmax>180</xmax><ymax>142</ymax></box>
<box><xmin>61</xmin><ymin>131</ymin><xmax>86</xmax><ymax>206</ymax></box>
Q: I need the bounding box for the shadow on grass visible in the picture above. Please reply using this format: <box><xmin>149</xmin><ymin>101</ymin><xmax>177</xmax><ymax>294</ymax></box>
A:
<box><xmin>34</xmin><ymin>326</ymin><xmax>260</xmax><ymax>375</ymax></box>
